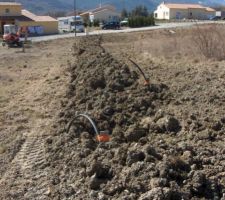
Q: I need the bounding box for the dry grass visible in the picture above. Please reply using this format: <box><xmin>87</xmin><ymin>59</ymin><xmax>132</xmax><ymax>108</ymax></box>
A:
<box><xmin>103</xmin><ymin>24</ymin><xmax>225</xmax><ymax>62</ymax></box>
<box><xmin>192</xmin><ymin>24</ymin><xmax>225</xmax><ymax>61</ymax></box>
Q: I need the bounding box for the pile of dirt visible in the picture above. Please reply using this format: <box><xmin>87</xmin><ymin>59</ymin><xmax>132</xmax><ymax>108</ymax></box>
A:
<box><xmin>45</xmin><ymin>36</ymin><xmax>225</xmax><ymax>200</ymax></box>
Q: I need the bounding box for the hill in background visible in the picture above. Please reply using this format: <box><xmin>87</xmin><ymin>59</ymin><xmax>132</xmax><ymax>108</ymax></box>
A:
<box><xmin>1</xmin><ymin>0</ymin><xmax>225</xmax><ymax>14</ymax></box>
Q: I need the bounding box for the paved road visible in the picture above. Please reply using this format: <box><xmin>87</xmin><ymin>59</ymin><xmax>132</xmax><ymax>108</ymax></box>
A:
<box><xmin>30</xmin><ymin>21</ymin><xmax>222</xmax><ymax>42</ymax></box>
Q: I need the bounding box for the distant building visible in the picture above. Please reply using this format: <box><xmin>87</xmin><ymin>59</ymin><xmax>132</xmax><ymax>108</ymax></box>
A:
<box><xmin>80</xmin><ymin>5</ymin><xmax>120</xmax><ymax>23</ymax></box>
<box><xmin>154</xmin><ymin>2</ymin><xmax>215</xmax><ymax>20</ymax></box>
<box><xmin>215</xmin><ymin>10</ymin><xmax>225</xmax><ymax>19</ymax></box>
<box><xmin>0</xmin><ymin>2</ymin><xmax>58</xmax><ymax>35</ymax></box>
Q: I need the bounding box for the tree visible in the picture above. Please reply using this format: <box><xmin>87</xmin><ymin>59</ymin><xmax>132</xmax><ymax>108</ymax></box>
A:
<box><xmin>128</xmin><ymin>15</ymin><xmax>155</xmax><ymax>28</ymax></box>
<box><xmin>127</xmin><ymin>5</ymin><xmax>155</xmax><ymax>28</ymax></box>
<box><xmin>131</xmin><ymin>5</ymin><xmax>149</xmax><ymax>17</ymax></box>
<box><xmin>121</xmin><ymin>8</ymin><xmax>128</xmax><ymax>18</ymax></box>
<box><xmin>93</xmin><ymin>19</ymin><xmax>100</xmax><ymax>27</ymax></box>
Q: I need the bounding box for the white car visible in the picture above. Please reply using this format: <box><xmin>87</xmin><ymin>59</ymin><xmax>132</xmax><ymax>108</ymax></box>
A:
<box><xmin>120</xmin><ymin>18</ymin><xmax>128</xmax><ymax>26</ymax></box>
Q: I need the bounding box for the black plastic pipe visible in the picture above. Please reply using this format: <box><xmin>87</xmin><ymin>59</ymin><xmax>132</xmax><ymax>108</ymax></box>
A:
<box><xmin>66</xmin><ymin>113</ymin><xmax>99</xmax><ymax>135</ymax></box>
<box><xmin>129</xmin><ymin>58</ymin><xmax>149</xmax><ymax>85</ymax></box>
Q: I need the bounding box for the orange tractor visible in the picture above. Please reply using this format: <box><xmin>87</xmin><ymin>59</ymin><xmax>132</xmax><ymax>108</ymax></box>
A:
<box><xmin>2</xmin><ymin>25</ymin><xmax>24</xmax><ymax>47</ymax></box>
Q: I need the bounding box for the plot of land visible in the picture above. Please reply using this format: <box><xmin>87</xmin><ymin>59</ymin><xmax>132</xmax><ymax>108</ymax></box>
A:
<box><xmin>0</xmin><ymin>26</ymin><xmax>225</xmax><ymax>199</ymax></box>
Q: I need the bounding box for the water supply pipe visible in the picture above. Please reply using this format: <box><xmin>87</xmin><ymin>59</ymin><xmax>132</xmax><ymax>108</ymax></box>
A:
<box><xmin>129</xmin><ymin>59</ymin><xmax>150</xmax><ymax>86</ymax></box>
<box><xmin>66</xmin><ymin>113</ymin><xmax>110</xmax><ymax>142</ymax></box>
<box><xmin>67</xmin><ymin>113</ymin><xmax>99</xmax><ymax>135</ymax></box>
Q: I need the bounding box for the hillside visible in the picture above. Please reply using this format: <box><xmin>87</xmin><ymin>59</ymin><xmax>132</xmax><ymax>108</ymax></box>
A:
<box><xmin>1</xmin><ymin>0</ymin><xmax>224</xmax><ymax>14</ymax></box>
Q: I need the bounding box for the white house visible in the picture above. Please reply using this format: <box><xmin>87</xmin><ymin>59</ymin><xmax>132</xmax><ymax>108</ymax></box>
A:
<box><xmin>154</xmin><ymin>2</ymin><xmax>215</xmax><ymax>20</ymax></box>
<box><xmin>80</xmin><ymin>5</ymin><xmax>120</xmax><ymax>23</ymax></box>
<box><xmin>216</xmin><ymin>11</ymin><xmax>225</xmax><ymax>19</ymax></box>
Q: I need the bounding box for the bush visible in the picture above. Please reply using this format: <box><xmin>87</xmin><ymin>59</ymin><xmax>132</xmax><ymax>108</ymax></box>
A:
<box><xmin>83</xmin><ymin>22</ymin><xmax>88</xmax><ymax>28</ymax></box>
<box><xmin>128</xmin><ymin>15</ymin><xmax>155</xmax><ymax>28</ymax></box>
<box><xmin>87</xmin><ymin>21</ymin><xmax>92</xmax><ymax>27</ymax></box>
<box><xmin>93</xmin><ymin>19</ymin><xmax>100</xmax><ymax>27</ymax></box>
<box><xmin>193</xmin><ymin>24</ymin><xmax>225</xmax><ymax>60</ymax></box>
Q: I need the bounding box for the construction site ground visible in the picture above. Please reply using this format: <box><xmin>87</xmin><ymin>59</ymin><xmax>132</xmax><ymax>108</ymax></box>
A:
<box><xmin>0</xmin><ymin>26</ymin><xmax>225</xmax><ymax>200</ymax></box>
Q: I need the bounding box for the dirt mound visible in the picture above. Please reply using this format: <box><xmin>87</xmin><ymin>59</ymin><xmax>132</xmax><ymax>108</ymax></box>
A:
<box><xmin>45</xmin><ymin>36</ymin><xmax>225</xmax><ymax>200</ymax></box>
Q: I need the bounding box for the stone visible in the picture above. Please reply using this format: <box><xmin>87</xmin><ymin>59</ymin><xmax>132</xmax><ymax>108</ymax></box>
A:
<box><xmin>103</xmin><ymin>106</ymin><xmax>114</xmax><ymax>116</ymax></box>
<box><xmin>140</xmin><ymin>117</ymin><xmax>153</xmax><ymax>129</ymax></box>
<box><xmin>156</xmin><ymin>116</ymin><xmax>181</xmax><ymax>133</ymax></box>
<box><xmin>89</xmin><ymin>174</ymin><xmax>103</xmax><ymax>190</ymax></box>
<box><xmin>89</xmin><ymin>76</ymin><xmax>106</xmax><ymax>89</ymax></box>
<box><xmin>212</xmin><ymin>121</ymin><xmax>223</xmax><ymax>131</ymax></box>
<box><xmin>125</xmin><ymin>125</ymin><xmax>147</xmax><ymax>142</ymax></box>
<box><xmin>138</xmin><ymin>187</ymin><xmax>172</xmax><ymax>200</ymax></box>
<box><xmin>197</xmin><ymin>129</ymin><xmax>213</xmax><ymax>140</ymax></box>
<box><xmin>190</xmin><ymin>171</ymin><xmax>207</xmax><ymax>196</ymax></box>
<box><xmin>64</xmin><ymin>186</ymin><xmax>76</xmax><ymax>197</ymax></box>
<box><xmin>86</xmin><ymin>162</ymin><xmax>113</xmax><ymax>180</ymax></box>
<box><xmin>98</xmin><ymin>192</ymin><xmax>108</xmax><ymax>200</ymax></box>
<box><xmin>145</xmin><ymin>146</ymin><xmax>162</xmax><ymax>160</ymax></box>
<box><xmin>154</xmin><ymin>109</ymin><xmax>165</xmax><ymax>121</ymax></box>
<box><xmin>221</xmin><ymin>117</ymin><xmax>225</xmax><ymax>124</ymax></box>
<box><xmin>181</xmin><ymin>151</ymin><xmax>193</xmax><ymax>164</ymax></box>
<box><xmin>150</xmin><ymin>178</ymin><xmax>168</xmax><ymax>188</ymax></box>
<box><xmin>126</xmin><ymin>151</ymin><xmax>145</xmax><ymax>166</ymax></box>
<box><xmin>89</xmin><ymin>190</ymin><xmax>98</xmax><ymax>198</ymax></box>
<box><xmin>156</xmin><ymin>162</ymin><xmax>169</xmax><ymax>178</ymax></box>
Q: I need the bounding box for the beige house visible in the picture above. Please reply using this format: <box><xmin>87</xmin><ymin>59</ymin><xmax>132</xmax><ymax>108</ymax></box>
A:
<box><xmin>154</xmin><ymin>2</ymin><xmax>215</xmax><ymax>20</ymax></box>
<box><xmin>0</xmin><ymin>2</ymin><xmax>58</xmax><ymax>35</ymax></box>
<box><xmin>80</xmin><ymin>5</ymin><xmax>120</xmax><ymax>23</ymax></box>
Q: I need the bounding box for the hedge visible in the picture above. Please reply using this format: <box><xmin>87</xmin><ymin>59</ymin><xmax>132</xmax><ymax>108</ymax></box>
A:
<box><xmin>128</xmin><ymin>16</ymin><xmax>155</xmax><ymax>28</ymax></box>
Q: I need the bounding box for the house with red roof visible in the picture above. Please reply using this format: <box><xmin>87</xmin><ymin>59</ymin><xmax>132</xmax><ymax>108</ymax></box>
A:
<box><xmin>154</xmin><ymin>2</ymin><xmax>215</xmax><ymax>20</ymax></box>
<box><xmin>0</xmin><ymin>2</ymin><xmax>58</xmax><ymax>35</ymax></box>
<box><xmin>80</xmin><ymin>5</ymin><xmax>120</xmax><ymax>23</ymax></box>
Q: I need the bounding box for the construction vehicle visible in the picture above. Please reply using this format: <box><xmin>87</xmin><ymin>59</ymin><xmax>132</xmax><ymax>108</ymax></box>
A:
<box><xmin>2</xmin><ymin>24</ymin><xmax>23</xmax><ymax>47</ymax></box>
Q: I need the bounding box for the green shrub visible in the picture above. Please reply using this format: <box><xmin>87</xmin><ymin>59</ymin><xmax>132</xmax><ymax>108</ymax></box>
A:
<box><xmin>93</xmin><ymin>19</ymin><xmax>100</xmax><ymax>27</ymax></box>
<box><xmin>128</xmin><ymin>15</ymin><xmax>155</xmax><ymax>28</ymax></box>
<box><xmin>88</xmin><ymin>21</ymin><xmax>92</xmax><ymax>27</ymax></box>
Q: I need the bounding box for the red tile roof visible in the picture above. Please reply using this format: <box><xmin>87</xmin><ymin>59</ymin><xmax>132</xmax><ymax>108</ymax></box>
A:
<box><xmin>0</xmin><ymin>2</ymin><xmax>21</xmax><ymax>6</ymax></box>
<box><xmin>0</xmin><ymin>15</ymin><xmax>32</xmax><ymax>21</ymax></box>
<box><xmin>206</xmin><ymin>7</ymin><xmax>216</xmax><ymax>12</ymax></box>
<box><xmin>164</xmin><ymin>3</ymin><xmax>215</xmax><ymax>12</ymax></box>
<box><xmin>22</xmin><ymin>10</ymin><xmax>57</xmax><ymax>22</ymax></box>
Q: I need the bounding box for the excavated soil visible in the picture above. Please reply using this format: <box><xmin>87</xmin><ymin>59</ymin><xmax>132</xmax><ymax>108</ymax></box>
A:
<box><xmin>44</xmin><ymin>35</ymin><xmax>225</xmax><ymax>200</ymax></box>
<box><xmin>1</xmin><ymin>28</ymin><xmax>225</xmax><ymax>200</ymax></box>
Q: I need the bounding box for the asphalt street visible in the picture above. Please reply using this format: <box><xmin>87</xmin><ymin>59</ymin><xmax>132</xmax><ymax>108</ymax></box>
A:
<box><xmin>29</xmin><ymin>21</ymin><xmax>223</xmax><ymax>42</ymax></box>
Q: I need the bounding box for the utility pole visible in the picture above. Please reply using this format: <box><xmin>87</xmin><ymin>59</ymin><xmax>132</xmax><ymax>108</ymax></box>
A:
<box><xmin>74</xmin><ymin>0</ymin><xmax>77</xmax><ymax>37</ymax></box>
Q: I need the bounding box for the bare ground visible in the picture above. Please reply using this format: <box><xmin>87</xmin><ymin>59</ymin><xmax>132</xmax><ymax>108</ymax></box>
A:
<box><xmin>0</xmin><ymin>39</ymin><xmax>73</xmax><ymax>199</ymax></box>
<box><xmin>0</xmin><ymin>26</ymin><xmax>225</xmax><ymax>199</ymax></box>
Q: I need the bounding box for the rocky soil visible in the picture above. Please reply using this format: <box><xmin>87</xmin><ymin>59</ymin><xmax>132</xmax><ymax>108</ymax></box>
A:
<box><xmin>45</xmin><ymin>36</ymin><xmax>225</xmax><ymax>200</ymax></box>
